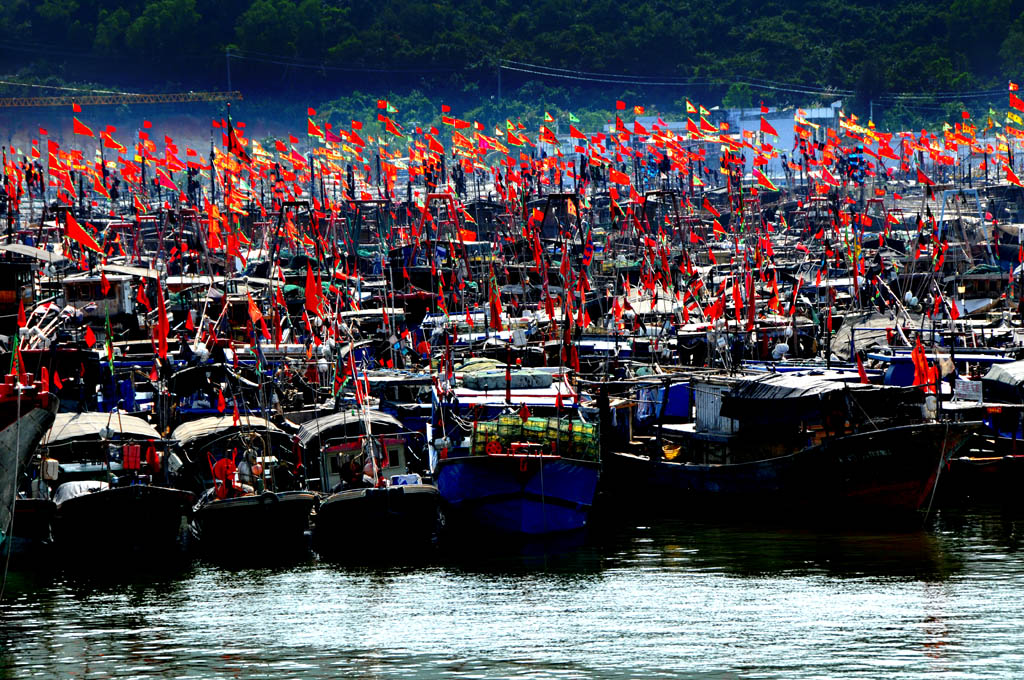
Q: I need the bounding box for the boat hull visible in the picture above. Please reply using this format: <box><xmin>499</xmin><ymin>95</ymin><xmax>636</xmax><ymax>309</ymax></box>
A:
<box><xmin>191</xmin><ymin>491</ymin><xmax>316</xmax><ymax>555</ymax></box>
<box><xmin>605</xmin><ymin>423</ymin><xmax>973</xmax><ymax>522</ymax></box>
<box><xmin>313</xmin><ymin>484</ymin><xmax>441</xmax><ymax>559</ymax></box>
<box><xmin>52</xmin><ymin>485</ymin><xmax>195</xmax><ymax>555</ymax></box>
<box><xmin>435</xmin><ymin>455</ymin><xmax>600</xmax><ymax>535</ymax></box>
<box><xmin>0</xmin><ymin>402</ymin><xmax>57</xmax><ymax>554</ymax></box>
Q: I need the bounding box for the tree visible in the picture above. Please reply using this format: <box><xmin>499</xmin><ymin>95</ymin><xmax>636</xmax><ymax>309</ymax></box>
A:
<box><xmin>722</xmin><ymin>82</ymin><xmax>753</xmax><ymax>109</ymax></box>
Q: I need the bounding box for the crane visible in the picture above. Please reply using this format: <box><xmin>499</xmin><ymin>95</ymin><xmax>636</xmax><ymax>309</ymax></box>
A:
<box><xmin>0</xmin><ymin>90</ymin><xmax>242</xmax><ymax>108</ymax></box>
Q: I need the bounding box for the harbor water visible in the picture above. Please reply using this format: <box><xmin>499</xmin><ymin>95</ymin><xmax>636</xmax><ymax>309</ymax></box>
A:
<box><xmin>1</xmin><ymin>507</ymin><xmax>1022</xmax><ymax>679</ymax></box>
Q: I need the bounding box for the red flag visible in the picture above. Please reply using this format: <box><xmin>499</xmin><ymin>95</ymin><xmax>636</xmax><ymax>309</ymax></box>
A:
<box><xmin>1007</xmin><ymin>164</ymin><xmax>1024</xmax><ymax>188</ymax></box>
<box><xmin>609</xmin><ymin>168</ymin><xmax>630</xmax><ymax>184</ymax></box>
<box><xmin>615</xmin><ymin>100</ymin><xmax>626</xmax><ymax>110</ymax></box>
<box><xmin>1011</xmin><ymin>92</ymin><xmax>1024</xmax><ymax>112</ymax></box>
<box><xmin>232</xmin><ymin>399</ymin><xmax>240</xmax><ymax>426</ymax></box>
<box><xmin>217</xmin><ymin>389</ymin><xmax>226</xmax><ymax>413</ymax></box>
<box><xmin>53</xmin><ymin>370</ymin><xmax>63</xmax><ymax>390</ymax></box>
<box><xmin>702</xmin><ymin>196</ymin><xmax>720</xmax><ymax>218</ymax></box>
<box><xmin>856</xmin><ymin>354</ymin><xmax>870</xmax><ymax>384</ymax></box>
<box><xmin>950</xmin><ymin>297</ymin><xmax>961</xmax><ymax>320</ymax></box>
<box><xmin>65</xmin><ymin>213</ymin><xmax>103</xmax><ymax>253</ymax></box>
<box><xmin>17</xmin><ymin>299</ymin><xmax>26</xmax><ymax>328</ymax></box>
<box><xmin>72</xmin><ymin>117</ymin><xmax>93</xmax><ymax>137</ymax></box>
<box><xmin>916</xmin><ymin>168</ymin><xmax>935</xmax><ymax>186</ymax></box>
<box><xmin>84</xmin><ymin>325</ymin><xmax>96</xmax><ymax>347</ymax></box>
<box><xmin>760</xmin><ymin>117</ymin><xmax>779</xmax><ymax>137</ymax></box>
<box><xmin>304</xmin><ymin>264</ymin><xmax>321</xmax><ymax>315</ymax></box>
<box><xmin>156</xmin><ymin>282</ymin><xmax>169</xmax><ymax>360</ymax></box>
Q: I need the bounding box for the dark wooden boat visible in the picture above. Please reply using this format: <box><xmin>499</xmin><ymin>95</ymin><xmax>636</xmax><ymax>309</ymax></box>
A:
<box><xmin>190</xmin><ymin>489</ymin><xmax>316</xmax><ymax>555</ymax></box>
<box><xmin>297</xmin><ymin>409</ymin><xmax>440</xmax><ymax>558</ymax></box>
<box><xmin>51</xmin><ymin>481</ymin><xmax>195</xmax><ymax>554</ymax></box>
<box><xmin>607</xmin><ymin>422</ymin><xmax>973</xmax><ymax>521</ymax></box>
<box><xmin>313</xmin><ymin>483</ymin><xmax>440</xmax><ymax>559</ymax></box>
<box><xmin>603</xmin><ymin>370</ymin><xmax>975</xmax><ymax>524</ymax></box>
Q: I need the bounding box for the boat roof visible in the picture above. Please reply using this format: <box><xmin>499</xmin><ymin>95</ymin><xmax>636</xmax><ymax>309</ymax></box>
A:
<box><xmin>0</xmin><ymin>243</ymin><xmax>67</xmax><ymax>263</ymax></box>
<box><xmin>172</xmin><ymin>415</ymin><xmax>282</xmax><ymax>445</ymax></box>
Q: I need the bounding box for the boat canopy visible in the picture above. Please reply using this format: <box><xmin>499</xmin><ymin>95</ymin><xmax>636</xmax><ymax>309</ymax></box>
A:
<box><xmin>720</xmin><ymin>370</ymin><xmax>912</xmax><ymax>425</ymax></box>
<box><xmin>982</xmin><ymin>360</ymin><xmax>1024</xmax><ymax>402</ymax></box>
<box><xmin>172</xmin><ymin>415</ymin><xmax>282</xmax><ymax>447</ymax></box>
<box><xmin>295</xmin><ymin>410</ymin><xmax>404</xmax><ymax>450</ymax></box>
<box><xmin>43</xmin><ymin>412</ymin><xmax>160</xmax><ymax>445</ymax></box>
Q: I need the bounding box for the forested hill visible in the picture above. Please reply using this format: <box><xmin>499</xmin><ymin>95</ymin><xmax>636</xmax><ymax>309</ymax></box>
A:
<box><xmin>2</xmin><ymin>0</ymin><xmax>1024</xmax><ymax>127</ymax></box>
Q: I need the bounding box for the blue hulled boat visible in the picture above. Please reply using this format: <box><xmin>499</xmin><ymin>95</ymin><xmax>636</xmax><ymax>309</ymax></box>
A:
<box><xmin>435</xmin><ymin>451</ymin><xmax>600</xmax><ymax>535</ymax></box>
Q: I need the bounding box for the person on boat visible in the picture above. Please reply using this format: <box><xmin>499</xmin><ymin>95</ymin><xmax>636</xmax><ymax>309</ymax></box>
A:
<box><xmin>236</xmin><ymin>450</ymin><xmax>257</xmax><ymax>493</ymax></box>
<box><xmin>331</xmin><ymin>456</ymin><xmax>364</xmax><ymax>492</ymax></box>
<box><xmin>273</xmin><ymin>460</ymin><xmax>298</xmax><ymax>491</ymax></box>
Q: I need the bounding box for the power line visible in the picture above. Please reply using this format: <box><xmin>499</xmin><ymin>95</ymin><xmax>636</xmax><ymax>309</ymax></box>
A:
<box><xmin>500</xmin><ymin>59</ymin><xmax>855</xmax><ymax>94</ymax></box>
<box><xmin>499</xmin><ymin>63</ymin><xmax>849</xmax><ymax>98</ymax></box>
<box><xmin>226</xmin><ymin>50</ymin><xmax>458</xmax><ymax>74</ymax></box>
<box><xmin>0</xmin><ymin>79</ymin><xmax>137</xmax><ymax>95</ymax></box>
<box><xmin>500</xmin><ymin>58</ymin><xmax>1014</xmax><ymax>104</ymax></box>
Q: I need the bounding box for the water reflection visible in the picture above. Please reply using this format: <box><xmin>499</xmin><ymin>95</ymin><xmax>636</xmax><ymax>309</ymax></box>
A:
<box><xmin>0</xmin><ymin>508</ymin><xmax>1021</xmax><ymax>679</ymax></box>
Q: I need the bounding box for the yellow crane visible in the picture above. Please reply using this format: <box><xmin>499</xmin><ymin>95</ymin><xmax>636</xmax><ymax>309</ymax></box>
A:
<box><xmin>0</xmin><ymin>90</ymin><xmax>242</xmax><ymax>108</ymax></box>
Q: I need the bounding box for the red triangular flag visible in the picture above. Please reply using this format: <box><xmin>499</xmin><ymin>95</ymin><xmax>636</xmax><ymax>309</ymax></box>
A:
<box><xmin>84</xmin><ymin>325</ymin><xmax>96</xmax><ymax>347</ymax></box>
<box><xmin>217</xmin><ymin>389</ymin><xmax>226</xmax><ymax>413</ymax></box>
<box><xmin>17</xmin><ymin>299</ymin><xmax>26</xmax><ymax>328</ymax></box>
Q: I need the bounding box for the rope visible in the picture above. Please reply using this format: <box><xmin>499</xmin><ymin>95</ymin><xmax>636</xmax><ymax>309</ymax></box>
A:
<box><xmin>922</xmin><ymin>421</ymin><xmax>951</xmax><ymax>525</ymax></box>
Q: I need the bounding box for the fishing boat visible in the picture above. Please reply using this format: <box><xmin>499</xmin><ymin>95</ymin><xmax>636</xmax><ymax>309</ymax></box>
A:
<box><xmin>299</xmin><ymin>409</ymin><xmax>439</xmax><ymax>559</ymax></box>
<box><xmin>175</xmin><ymin>415</ymin><xmax>316</xmax><ymax>556</ymax></box>
<box><xmin>35</xmin><ymin>412</ymin><xmax>194</xmax><ymax>554</ymax></box>
<box><xmin>604</xmin><ymin>370</ymin><xmax>976</xmax><ymax>523</ymax></box>
<box><xmin>0</xmin><ymin>371</ymin><xmax>57</xmax><ymax>556</ymax></box>
<box><xmin>433</xmin><ymin>404</ymin><xmax>601</xmax><ymax>536</ymax></box>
